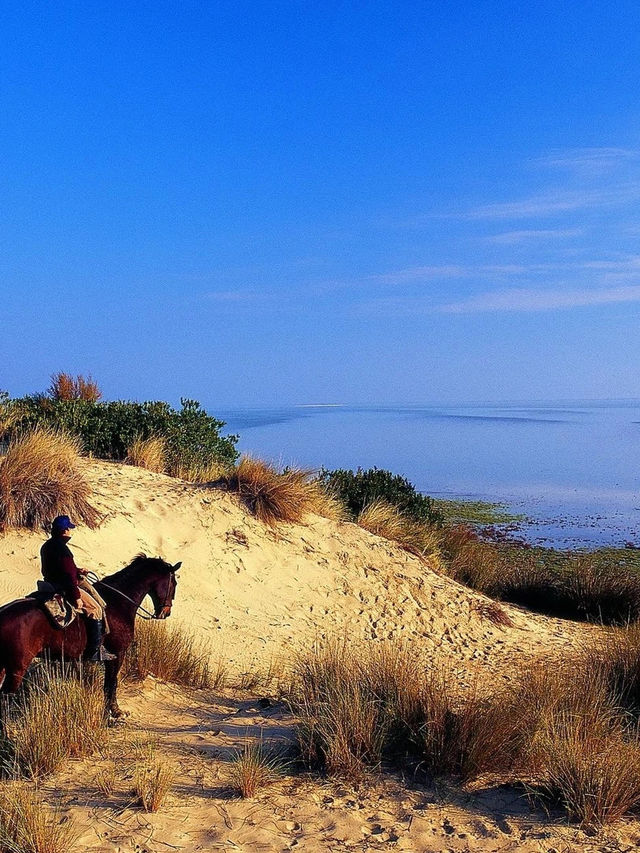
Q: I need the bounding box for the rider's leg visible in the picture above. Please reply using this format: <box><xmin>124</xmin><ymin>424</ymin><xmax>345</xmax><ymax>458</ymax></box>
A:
<box><xmin>79</xmin><ymin>591</ymin><xmax>116</xmax><ymax>662</ymax></box>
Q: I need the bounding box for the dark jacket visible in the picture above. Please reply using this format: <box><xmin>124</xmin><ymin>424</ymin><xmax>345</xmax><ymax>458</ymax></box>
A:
<box><xmin>40</xmin><ymin>536</ymin><xmax>81</xmax><ymax>603</ymax></box>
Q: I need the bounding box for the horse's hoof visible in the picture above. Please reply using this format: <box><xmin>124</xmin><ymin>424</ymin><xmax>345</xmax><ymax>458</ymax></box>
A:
<box><xmin>108</xmin><ymin>707</ymin><xmax>129</xmax><ymax>720</ymax></box>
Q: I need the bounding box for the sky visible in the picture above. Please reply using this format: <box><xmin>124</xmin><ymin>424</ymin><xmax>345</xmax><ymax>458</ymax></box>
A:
<box><xmin>1</xmin><ymin>1</ymin><xmax>639</xmax><ymax>408</ymax></box>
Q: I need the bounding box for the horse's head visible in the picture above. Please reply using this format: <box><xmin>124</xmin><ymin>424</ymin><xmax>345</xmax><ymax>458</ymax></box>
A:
<box><xmin>144</xmin><ymin>558</ymin><xmax>181</xmax><ymax>619</ymax></box>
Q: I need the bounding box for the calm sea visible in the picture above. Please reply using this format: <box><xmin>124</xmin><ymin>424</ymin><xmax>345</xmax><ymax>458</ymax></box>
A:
<box><xmin>215</xmin><ymin>402</ymin><xmax>640</xmax><ymax>549</ymax></box>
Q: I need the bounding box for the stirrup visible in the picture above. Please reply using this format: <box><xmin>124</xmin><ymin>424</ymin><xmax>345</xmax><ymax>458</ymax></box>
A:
<box><xmin>89</xmin><ymin>645</ymin><xmax>117</xmax><ymax>662</ymax></box>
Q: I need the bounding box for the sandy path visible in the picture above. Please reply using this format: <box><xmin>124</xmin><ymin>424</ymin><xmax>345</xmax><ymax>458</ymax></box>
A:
<box><xmin>37</xmin><ymin>678</ymin><xmax>640</xmax><ymax>853</ymax></box>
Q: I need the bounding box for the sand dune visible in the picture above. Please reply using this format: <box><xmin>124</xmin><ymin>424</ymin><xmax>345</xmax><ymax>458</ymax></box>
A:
<box><xmin>0</xmin><ymin>460</ymin><xmax>624</xmax><ymax>852</ymax></box>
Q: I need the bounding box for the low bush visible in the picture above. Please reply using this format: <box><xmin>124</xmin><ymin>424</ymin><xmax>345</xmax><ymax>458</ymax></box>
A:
<box><xmin>0</xmin><ymin>783</ymin><xmax>75</xmax><ymax>853</ymax></box>
<box><xmin>124</xmin><ymin>620</ymin><xmax>223</xmax><ymax>689</ymax></box>
<box><xmin>0</xmin><ymin>428</ymin><xmax>100</xmax><ymax>532</ymax></box>
<box><xmin>319</xmin><ymin>467</ymin><xmax>444</xmax><ymax>526</ymax></box>
<box><xmin>225</xmin><ymin>457</ymin><xmax>343</xmax><ymax>526</ymax></box>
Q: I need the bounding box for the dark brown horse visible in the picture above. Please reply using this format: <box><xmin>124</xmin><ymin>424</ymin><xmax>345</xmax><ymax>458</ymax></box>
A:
<box><xmin>0</xmin><ymin>555</ymin><xmax>180</xmax><ymax>718</ymax></box>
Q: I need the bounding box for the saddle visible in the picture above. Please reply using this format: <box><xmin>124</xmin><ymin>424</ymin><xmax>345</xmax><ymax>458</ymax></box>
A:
<box><xmin>26</xmin><ymin>581</ymin><xmax>77</xmax><ymax>630</ymax></box>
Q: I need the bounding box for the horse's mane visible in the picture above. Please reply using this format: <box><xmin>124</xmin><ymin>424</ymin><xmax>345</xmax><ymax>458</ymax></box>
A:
<box><xmin>101</xmin><ymin>553</ymin><xmax>173</xmax><ymax>585</ymax></box>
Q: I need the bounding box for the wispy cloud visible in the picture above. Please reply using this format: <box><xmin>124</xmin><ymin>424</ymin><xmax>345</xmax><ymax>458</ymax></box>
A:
<box><xmin>469</xmin><ymin>186</ymin><xmax>640</xmax><ymax>220</ymax></box>
<box><xmin>486</xmin><ymin>228</ymin><xmax>583</xmax><ymax>245</ymax></box>
<box><xmin>368</xmin><ymin>264</ymin><xmax>526</xmax><ymax>284</ymax></box>
<box><xmin>439</xmin><ymin>284</ymin><xmax>640</xmax><ymax>314</ymax></box>
<box><xmin>537</xmin><ymin>147</ymin><xmax>640</xmax><ymax>173</ymax></box>
<box><xmin>365</xmin><ymin>255</ymin><xmax>640</xmax><ymax>286</ymax></box>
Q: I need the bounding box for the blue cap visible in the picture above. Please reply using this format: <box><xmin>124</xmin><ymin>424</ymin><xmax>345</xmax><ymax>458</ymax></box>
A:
<box><xmin>51</xmin><ymin>515</ymin><xmax>76</xmax><ymax>533</ymax></box>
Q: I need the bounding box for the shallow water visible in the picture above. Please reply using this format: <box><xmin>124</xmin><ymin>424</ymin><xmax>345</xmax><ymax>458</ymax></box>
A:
<box><xmin>216</xmin><ymin>402</ymin><xmax>640</xmax><ymax>549</ymax></box>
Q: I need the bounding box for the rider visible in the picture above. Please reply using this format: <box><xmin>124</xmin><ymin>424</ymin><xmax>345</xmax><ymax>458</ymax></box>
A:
<box><xmin>40</xmin><ymin>515</ymin><xmax>116</xmax><ymax>662</ymax></box>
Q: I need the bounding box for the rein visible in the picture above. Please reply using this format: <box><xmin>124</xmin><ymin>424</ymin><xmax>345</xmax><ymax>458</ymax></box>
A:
<box><xmin>86</xmin><ymin>571</ymin><xmax>172</xmax><ymax>621</ymax></box>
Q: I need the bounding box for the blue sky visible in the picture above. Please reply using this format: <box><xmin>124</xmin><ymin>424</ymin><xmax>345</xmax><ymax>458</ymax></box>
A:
<box><xmin>1</xmin><ymin>1</ymin><xmax>638</xmax><ymax>407</ymax></box>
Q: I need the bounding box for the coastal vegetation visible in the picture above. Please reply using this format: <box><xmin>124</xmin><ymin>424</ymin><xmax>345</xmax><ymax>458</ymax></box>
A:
<box><xmin>0</xmin><ymin>783</ymin><xmax>73</xmax><ymax>853</ymax></box>
<box><xmin>0</xmin><ymin>375</ymin><xmax>238</xmax><ymax>481</ymax></box>
<box><xmin>0</xmin><ymin>664</ymin><xmax>107</xmax><ymax>779</ymax></box>
<box><xmin>318</xmin><ymin>466</ymin><xmax>444</xmax><ymax>526</ymax></box>
<box><xmin>123</xmin><ymin>619</ymin><xmax>225</xmax><ymax>689</ymax></box>
<box><xmin>442</xmin><ymin>528</ymin><xmax>640</xmax><ymax>625</ymax></box>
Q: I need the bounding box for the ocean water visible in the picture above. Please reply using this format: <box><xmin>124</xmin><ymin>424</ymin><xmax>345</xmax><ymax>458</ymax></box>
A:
<box><xmin>215</xmin><ymin>402</ymin><xmax>640</xmax><ymax>549</ymax></box>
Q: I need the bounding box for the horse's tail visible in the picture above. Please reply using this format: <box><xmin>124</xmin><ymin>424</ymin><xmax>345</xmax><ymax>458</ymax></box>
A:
<box><xmin>0</xmin><ymin>667</ymin><xmax>6</xmax><ymax>691</ymax></box>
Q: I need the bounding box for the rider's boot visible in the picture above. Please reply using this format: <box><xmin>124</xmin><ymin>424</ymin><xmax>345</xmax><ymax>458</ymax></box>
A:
<box><xmin>86</xmin><ymin>618</ymin><xmax>117</xmax><ymax>662</ymax></box>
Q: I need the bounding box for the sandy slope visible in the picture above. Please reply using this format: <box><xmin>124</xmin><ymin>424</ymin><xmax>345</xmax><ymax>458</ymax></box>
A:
<box><xmin>1</xmin><ymin>460</ymin><xmax>625</xmax><ymax>852</ymax></box>
<box><xmin>1</xmin><ymin>460</ymin><xmax>587</xmax><ymax>679</ymax></box>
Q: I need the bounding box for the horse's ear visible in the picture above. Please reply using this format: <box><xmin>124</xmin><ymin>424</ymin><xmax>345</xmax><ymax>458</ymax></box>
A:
<box><xmin>173</xmin><ymin>561</ymin><xmax>182</xmax><ymax>571</ymax></box>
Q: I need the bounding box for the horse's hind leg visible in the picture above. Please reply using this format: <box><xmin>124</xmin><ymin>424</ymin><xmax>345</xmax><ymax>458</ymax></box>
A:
<box><xmin>1</xmin><ymin>667</ymin><xmax>27</xmax><ymax>695</ymax></box>
<box><xmin>104</xmin><ymin>658</ymin><xmax>127</xmax><ymax>719</ymax></box>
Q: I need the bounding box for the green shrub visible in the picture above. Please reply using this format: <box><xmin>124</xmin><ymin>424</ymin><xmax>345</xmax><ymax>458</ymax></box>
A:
<box><xmin>6</xmin><ymin>395</ymin><xmax>238</xmax><ymax>472</ymax></box>
<box><xmin>318</xmin><ymin>467</ymin><xmax>444</xmax><ymax>526</ymax></box>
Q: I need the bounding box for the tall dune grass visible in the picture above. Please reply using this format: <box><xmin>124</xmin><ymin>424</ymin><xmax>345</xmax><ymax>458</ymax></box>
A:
<box><xmin>0</xmin><ymin>428</ymin><xmax>99</xmax><ymax>531</ymax></box>
<box><xmin>1</xmin><ymin>665</ymin><xmax>107</xmax><ymax>779</ymax></box>
<box><xmin>171</xmin><ymin>458</ymin><xmax>231</xmax><ymax>483</ymax></box>
<box><xmin>224</xmin><ymin>456</ymin><xmax>345</xmax><ymax>525</ymax></box>
<box><xmin>291</xmin><ymin>638</ymin><xmax>640</xmax><ymax>824</ymax></box>
<box><xmin>0</xmin><ymin>783</ymin><xmax>75</xmax><ymax>853</ymax></box>
<box><xmin>123</xmin><ymin>620</ymin><xmax>224</xmax><ymax>689</ymax></box>
<box><xmin>126</xmin><ymin>436</ymin><xmax>167</xmax><ymax>473</ymax></box>
<box><xmin>357</xmin><ymin>499</ymin><xmax>441</xmax><ymax>559</ymax></box>
<box><xmin>291</xmin><ymin>641</ymin><xmax>490</xmax><ymax>780</ymax></box>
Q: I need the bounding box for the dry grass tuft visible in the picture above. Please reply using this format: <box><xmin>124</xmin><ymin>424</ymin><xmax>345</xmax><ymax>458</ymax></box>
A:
<box><xmin>469</xmin><ymin>599</ymin><xmax>514</xmax><ymax>628</ymax></box>
<box><xmin>0</xmin><ymin>783</ymin><xmax>76</xmax><ymax>853</ymax></box>
<box><xmin>536</xmin><ymin>706</ymin><xmax>640</xmax><ymax>826</ymax></box>
<box><xmin>132</xmin><ymin>745</ymin><xmax>174</xmax><ymax>812</ymax></box>
<box><xmin>291</xmin><ymin>641</ymin><xmax>492</xmax><ymax>781</ymax></box>
<box><xmin>48</xmin><ymin>372</ymin><xmax>102</xmax><ymax>402</ymax></box>
<box><xmin>357</xmin><ymin>499</ymin><xmax>441</xmax><ymax>559</ymax></box>
<box><xmin>592</xmin><ymin>621</ymin><xmax>640</xmax><ymax>712</ymax></box>
<box><xmin>126</xmin><ymin>436</ymin><xmax>167</xmax><ymax>473</ymax></box>
<box><xmin>229</xmin><ymin>743</ymin><xmax>284</xmax><ymax>798</ymax></box>
<box><xmin>224</xmin><ymin>456</ymin><xmax>343</xmax><ymax>526</ymax></box>
<box><xmin>0</xmin><ymin>428</ymin><xmax>100</xmax><ymax>532</ymax></box>
<box><xmin>2</xmin><ymin>665</ymin><xmax>107</xmax><ymax>779</ymax></box>
<box><xmin>124</xmin><ymin>620</ymin><xmax>224</xmax><ymax>689</ymax></box>
<box><xmin>172</xmin><ymin>458</ymin><xmax>231</xmax><ymax>483</ymax></box>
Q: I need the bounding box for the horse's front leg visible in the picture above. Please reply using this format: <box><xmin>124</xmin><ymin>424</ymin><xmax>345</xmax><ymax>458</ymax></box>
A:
<box><xmin>104</xmin><ymin>657</ymin><xmax>126</xmax><ymax>719</ymax></box>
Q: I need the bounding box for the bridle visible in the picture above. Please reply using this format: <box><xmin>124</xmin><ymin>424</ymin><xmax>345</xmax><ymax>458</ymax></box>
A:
<box><xmin>86</xmin><ymin>570</ymin><xmax>177</xmax><ymax>621</ymax></box>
